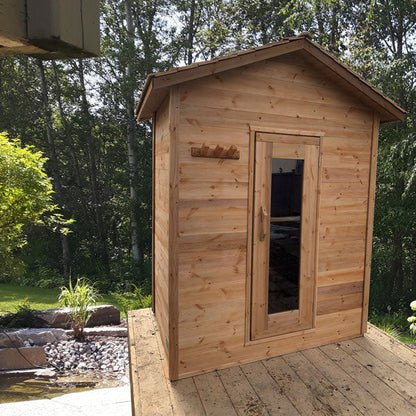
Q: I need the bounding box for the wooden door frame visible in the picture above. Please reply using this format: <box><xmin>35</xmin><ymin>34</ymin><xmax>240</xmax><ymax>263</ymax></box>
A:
<box><xmin>245</xmin><ymin>126</ymin><xmax>323</xmax><ymax>345</ymax></box>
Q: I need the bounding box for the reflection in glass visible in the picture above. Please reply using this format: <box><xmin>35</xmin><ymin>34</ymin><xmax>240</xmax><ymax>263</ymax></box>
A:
<box><xmin>268</xmin><ymin>158</ymin><xmax>304</xmax><ymax>315</ymax></box>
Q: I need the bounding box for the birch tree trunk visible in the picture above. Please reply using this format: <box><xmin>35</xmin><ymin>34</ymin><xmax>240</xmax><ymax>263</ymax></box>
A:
<box><xmin>124</xmin><ymin>0</ymin><xmax>141</xmax><ymax>266</ymax></box>
<box><xmin>77</xmin><ymin>59</ymin><xmax>110</xmax><ymax>275</ymax></box>
<box><xmin>37</xmin><ymin>59</ymin><xmax>71</xmax><ymax>280</ymax></box>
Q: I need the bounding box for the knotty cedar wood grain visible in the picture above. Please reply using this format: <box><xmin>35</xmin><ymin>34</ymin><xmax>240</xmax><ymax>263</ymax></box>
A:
<box><xmin>153</xmin><ymin>95</ymin><xmax>170</xmax><ymax>376</ymax></box>
<box><xmin>172</xmin><ymin>51</ymin><xmax>373</xmax><ymax>378</ymax></box>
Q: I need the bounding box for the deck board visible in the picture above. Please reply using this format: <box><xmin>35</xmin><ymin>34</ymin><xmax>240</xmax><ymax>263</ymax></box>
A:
<box><xmin>128</xmin><ymin>309</ymin><xmax>416</xmax><ymax>416</ymax></box>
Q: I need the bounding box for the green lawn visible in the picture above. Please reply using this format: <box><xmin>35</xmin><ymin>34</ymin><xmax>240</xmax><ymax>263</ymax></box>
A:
<box><xmin>0</xmin><ymin>283</ymin><xmax>124</xmax><ymax>317</ymax></box>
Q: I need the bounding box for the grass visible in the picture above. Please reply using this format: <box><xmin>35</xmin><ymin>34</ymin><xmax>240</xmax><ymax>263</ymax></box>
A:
<box><xmin>369</xmin><ymin>312</ymin><xmax>416</xmax><ymax>345</ymax></box>
<box><xmin>0</xmin><ymin>283</ymin><xmax>126</xmax><ymax>318</ymax></box>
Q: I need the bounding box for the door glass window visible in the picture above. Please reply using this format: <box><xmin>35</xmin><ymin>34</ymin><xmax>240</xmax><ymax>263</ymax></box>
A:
<box><xmin>268</xmin><ymin>158</ymin><xmax>304</xmax><ymax>314</ymax></box>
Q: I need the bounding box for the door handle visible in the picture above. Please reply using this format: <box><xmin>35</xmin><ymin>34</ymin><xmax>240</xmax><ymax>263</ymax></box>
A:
<box><xmin>259</xmin><ymin>206</ymin><xmax>268</xmax><ymax>242</ymax></box>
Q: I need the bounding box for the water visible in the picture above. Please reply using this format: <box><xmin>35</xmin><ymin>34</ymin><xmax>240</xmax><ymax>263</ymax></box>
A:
<box><xmin>0</xmin><ymin>371</ymin><xmax>124</xmax><ymax>403</ymax></box>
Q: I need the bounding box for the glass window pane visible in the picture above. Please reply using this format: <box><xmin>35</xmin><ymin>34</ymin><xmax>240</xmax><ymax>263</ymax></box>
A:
<box><xmin>268</xmin><ymin>158</ymin><xmax>303</xmax><ymax>315</ymax></box>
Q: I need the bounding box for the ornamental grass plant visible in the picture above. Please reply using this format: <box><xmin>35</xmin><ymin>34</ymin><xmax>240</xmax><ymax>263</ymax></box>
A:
<box><xmin>59</xmin><ymin>278</ymin><xmax>98</xmax><ymax>341</ymax></box>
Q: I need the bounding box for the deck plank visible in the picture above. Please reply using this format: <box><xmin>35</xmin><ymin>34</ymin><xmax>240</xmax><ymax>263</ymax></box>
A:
<box><xmin>353</xmin><ymin>335</ymin><xmax>416</xmax><ymax>385</ymax></box>
<box><xmin>320</xmin><ymin>343</ymin><xmax>416</xmax><ymax>416</ymax></box>
<box><xmin>127</xmin><ymin>311</ymin><xmax>142</xmax><ymax>416</ymax></box>
<box><xmin>167</xmin><ymin>378</ymin><xmax>206</xmax><ymax>415</ymax></box>
<box><xmin>302</xmin><ymin>347</ymin><xmax>393</xmax><ymax>415</ymax></box>
<box><xmin>128</xmin><ymin>310</ymin><xmax>416</xmax><ymax>416</ymax></box>
<box><xmin>218</xmin><ymin>366</ymin><xmax>269</xmax><ymax>416</ymax></box>
<box><xmin>263</xmin><ymin>355</ymin><xmax>338</xmax><ymax>415</ymax></box>
<box><xmin>365</xmin><ymin>323</ymin><xmax>416</xmax><ymax>366</ymax></box>
<box><xmin>283</xmin><ymin>351</ymin><xmax>362</xmax><ymax>416</ymax></box>
<box><xmin>240</xmin><ymin>361</ymin><xmax>300</xmax><ymax>416</ymax></box>
<box><xmin>128</xmin><ymin>309</ymin><xmax>174</xmax><ymax>416</ymax></box>
<box><xmin>339</xmin><ymin>339</ymin><xmax>416</xmax><ymax>406</ymax></box>
<box><xmin>193</xmin><ymin>372</ymin><xmax>238</xmax><ymax>416</ymax></box>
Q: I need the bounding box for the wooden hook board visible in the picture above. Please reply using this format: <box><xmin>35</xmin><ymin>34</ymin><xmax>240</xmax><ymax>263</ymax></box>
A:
<box><xmin>191</xmin><ymin>144</ymin><xmax>240</xmax><ymax>160</ymax></box>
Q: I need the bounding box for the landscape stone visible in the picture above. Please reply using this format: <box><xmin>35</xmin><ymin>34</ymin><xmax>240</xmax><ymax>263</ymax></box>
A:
<box><xmin>0</xmin><ymin>346</ymin><xmax>47</xmax><ymax>370</ymax></box>
<box><xmin>0</xmin><ymin>332</ymin><xmax>25</xmax><ymax>348</ymax></box>
<box><xmin>35</xmin><ymin>305</ymin><xmax>120</xmax><ymax>329</ymax></box>
<box><xmin>0</xmin><ymin>328</ymin><xmax>68</xmax><ymax>348</ymax></box>
<box><xmin>66</xmin><ymin>326</ymin><xmax>127</xmax><ymax>338</ymax></box>
<box><xmin>34</xmin><ymin>368</ymin><xmax>56</xmax><ymax>378</ymax></box>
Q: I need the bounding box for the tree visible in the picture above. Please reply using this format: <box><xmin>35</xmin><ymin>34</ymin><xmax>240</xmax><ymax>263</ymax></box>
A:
<box><xmin>339</xmin><ymin>0</ymin><xmax>416</xmax><ymax>310</ymax></box>
<box><xmin>0</xmin><ymin>133</ymin><xmax>67</xmax><ymax>279</ymax></box>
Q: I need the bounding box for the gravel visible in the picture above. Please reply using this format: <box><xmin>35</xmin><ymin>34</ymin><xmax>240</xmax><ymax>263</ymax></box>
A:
<box><xmin>44</xmin><ymin>337</ymin><xmax>129</xmax><ymax>378</ymax></box>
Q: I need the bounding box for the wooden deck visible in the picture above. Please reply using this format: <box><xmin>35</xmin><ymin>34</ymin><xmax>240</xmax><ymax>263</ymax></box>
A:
<box><xmin>128</xmin><ymin>308</ymin><xmax>416</xmax><ymax>416</ymax></box>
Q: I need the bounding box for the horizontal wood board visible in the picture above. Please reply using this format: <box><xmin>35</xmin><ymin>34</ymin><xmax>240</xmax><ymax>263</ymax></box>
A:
<box><xmin>153</xmin><ymin>52</ymin><xmax>376</xmax><ymax>377</ymax></box>
<box><xmin>129</xmin><ymin>309</ymin><xmax>416</xmax><ymax>415</ymax></box>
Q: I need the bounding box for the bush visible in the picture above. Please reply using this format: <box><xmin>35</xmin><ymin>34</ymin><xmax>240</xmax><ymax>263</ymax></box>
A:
<box><xmin>0</xmin><ymin>298</ymin><xmax>46</xmax><ymax>328</ymax></box>
<box><xmin>110</xmin><ymin>284</ymin><xmax>151</xmax><ymax>315</ymax></box>
<box><xmin>59</xmin><ymin>278</ymin><xmax>98</xmax><ymax>341</ymax></box>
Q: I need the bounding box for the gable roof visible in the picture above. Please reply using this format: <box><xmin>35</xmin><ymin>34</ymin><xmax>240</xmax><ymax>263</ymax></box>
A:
<box><xmin>136</xmin><ymin>33</ymin><xmax>405</xmax><ymax>123</ymax></box>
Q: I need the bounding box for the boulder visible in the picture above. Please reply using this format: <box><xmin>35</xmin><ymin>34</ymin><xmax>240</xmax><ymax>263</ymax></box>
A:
<box><xmin>86</xmin><ymin>305</ymin><xmax>120</xmax><ymax>327</ymax></box>
<box><xmin>35</xmin><ymin>305</ymin><xmax>120</xmax><ymax>329</ymax></box>
<box><xmin>0</xmin><ymin>331</ymin><xmax>25</xmax><ymax>348</ymax></box>
<box><xmin>0</xmin><ymin>346</ymin><xmax>47</xmax><ymax>370</ymax></box>
<box><xmin>0</xmin><ymin>328</ymin><xmax>68</xmax><ymax>348</ymax></box>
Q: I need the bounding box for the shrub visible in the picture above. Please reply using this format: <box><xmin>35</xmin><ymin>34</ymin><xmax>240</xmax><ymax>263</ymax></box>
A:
<box><xmin>0</xmin><ymin>298</ymin><xmax>46</xmax><ymax>328</ymax></box>
<box><xmin>110</xmin><ymin>284</ymin><xmax>151</xmax><ymax>315</ymax></box>
<box><xmin>59</xmin><ymin>278</ymin><xmax>98</xmax><ymax>341</ymax></box>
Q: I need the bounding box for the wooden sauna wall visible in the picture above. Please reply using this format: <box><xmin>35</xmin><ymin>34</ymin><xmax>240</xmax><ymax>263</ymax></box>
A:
<box><xmin>153</xmin><ymin>95</ymin><xmax>170</xmax><ymax>363</ymax></box>
<box><xmin>174</xmin><ymin>51</ymin><xmax>377</xmax><ymax>379</ymax></box>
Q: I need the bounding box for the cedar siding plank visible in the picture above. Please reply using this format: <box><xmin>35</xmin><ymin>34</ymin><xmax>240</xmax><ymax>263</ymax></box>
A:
<box><xmin>147</xmin><ymin>47</ymin><xmax>386</xmax><ymax>378</ymax></box>
<box><xmin>129</xmin><ymin>310</ymin><xmax>415</xmax><ymax>415</ymax></box>
<box><xmin>175</xmin><ymin>52</ymin><xmax>373</xmax><ymax>377</ymax></box>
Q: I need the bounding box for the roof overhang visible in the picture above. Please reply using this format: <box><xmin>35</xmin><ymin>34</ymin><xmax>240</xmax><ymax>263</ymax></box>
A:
<box><xmin>0</xmin><ymin>0</ymin><xmax>100</xmax><ymax>59</ymax></box>
<box><xmin>136</xmin><ymin>34</ymin><xmax>405</xmax><ymax>124</ymax></box>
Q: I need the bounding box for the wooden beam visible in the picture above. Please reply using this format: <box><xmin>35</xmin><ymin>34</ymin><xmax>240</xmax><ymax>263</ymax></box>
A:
<box><xmin>168</xmin><ymin>86</ymin><xmax>180</xmax><ymax>380</ymax></box>
<box><xmin>361</xmin><ymin>112</ymin><xmax>380</xmax><ymax>333</ymax></box>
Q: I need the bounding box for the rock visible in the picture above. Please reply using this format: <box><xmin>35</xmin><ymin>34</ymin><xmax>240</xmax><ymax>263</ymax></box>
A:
<box><xmin>34</xmin><ymin>368</ymin><xmax>56</xmax><ymax>378</ymax></box>
<box><xmin>86</xmin><ymin>305</ymin><xmax>121</xmax><ymax>327</ymax></box>
<box><xmin>0</xmin><ymin>328</ymin><xmax>68</xmax><ymax>347</ymax></box>
<box><xmin>35</xmin><ymin>305</ymin><xmax>120</xmax><ymax>328</ymax></box>
<box><xmin>0</xmin><ymin>332</ymin><xmax>25</xmax><ymax>348</ymax></box>
<box><xmin>0</xmin><ymin>346</ymin><xmax>47</xmax><ymax>371</ymax></box>
<box><xmin>69</xmin><ymin>327</ymin><xmax>127</xmax><ymax>338</ymax></box>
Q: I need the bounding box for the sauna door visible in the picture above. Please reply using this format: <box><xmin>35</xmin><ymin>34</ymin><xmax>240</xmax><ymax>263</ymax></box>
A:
<box><xmin>250</xmin><ymin>132</ymin><xmax>319</xmax><ymax>340</ymax></box>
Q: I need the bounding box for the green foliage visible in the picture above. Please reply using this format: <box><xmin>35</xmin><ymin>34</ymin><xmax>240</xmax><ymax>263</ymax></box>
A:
<box><xmin>0</xmin><ymin>133</ymin><xmax>52</xmax><ymax>278</ymax></box>
<box><xmin>110</xmin><ymin>284</ymin><xmax>151</xmax><ymax>315</ymax></box>
<box><xmin>0</xmin><ymin>298</ymin><xmax>47</xmax><ymax>328</ymax></box>
<box><xmin>58</xmin><ymin>279</ymin><xmax>98</xmax><ymax>340</ymax></box>
<box><xmin>0</xmin><ymin>0</ymin><xmax>414</xmax><ymax>313</ymax></box>
<box><xmin>369</xmin><ymin>310</ymin><xmax>416</xmax><ymax>344</ymax></box>
<box><xmin>0</xmin><ymin>283</ymin><xmax>128</xmax><ymax>318</ymax></box>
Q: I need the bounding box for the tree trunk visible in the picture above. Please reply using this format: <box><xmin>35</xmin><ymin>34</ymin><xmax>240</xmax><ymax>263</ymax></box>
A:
<box><xmin>77</xmin><ymin>59</ymin><xmax>110</xmax><ymax>275</ymax></box>
<box><xmin>51</xmin><ymin>62</ymin><xmax>90</xmax><ymax>221</ymax></box>
<box><xmin>36</xmin><ymin>59</ymin><xmax>71</xmax><ymax>280</ymax></box>
<box><xmin>187</xmin><ymin>0</ymin><xmax>196</xmax><ymax>65</ymax></box>
<box><xmin>125</xmin><ymin>0</ymin><xmax>141</xmax><ymax>266</ymax></box>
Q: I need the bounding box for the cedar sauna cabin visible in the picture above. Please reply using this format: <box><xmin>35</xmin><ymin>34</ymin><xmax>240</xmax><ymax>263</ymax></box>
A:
<box><xmin>135</xmin><ymin>33</ymin><xmax>405</xmax><ymax>380</ymax></box>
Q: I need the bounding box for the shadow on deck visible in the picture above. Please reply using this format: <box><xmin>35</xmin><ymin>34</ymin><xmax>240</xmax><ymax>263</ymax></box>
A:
<box><xmin>128</xmin><ymin>308</ymin><xmax>416</xmax><ymax>416</ymax></box>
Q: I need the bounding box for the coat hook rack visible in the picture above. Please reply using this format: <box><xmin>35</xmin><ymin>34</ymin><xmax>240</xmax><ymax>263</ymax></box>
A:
<box><xmin>191</xmin><ymin>144</ymin><xmax>240</xmax><ymax>160</ymax></box>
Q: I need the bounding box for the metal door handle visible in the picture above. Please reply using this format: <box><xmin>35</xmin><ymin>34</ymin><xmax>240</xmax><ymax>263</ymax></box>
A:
<box><xmin>259</xmin><ymin>206</ymin><xmax>268</xmax><ymax>242</ymax></box>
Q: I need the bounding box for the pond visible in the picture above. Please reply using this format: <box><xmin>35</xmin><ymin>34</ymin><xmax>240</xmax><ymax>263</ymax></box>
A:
<box><xmin>0</xmin><ymin>371</ymin><xmax>125</xmax><ymax>403</ymax></box>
